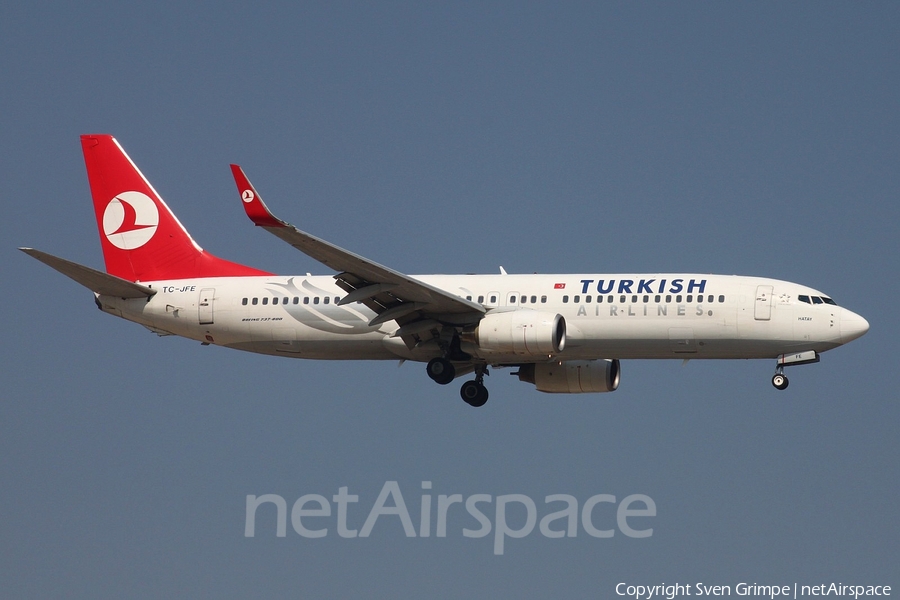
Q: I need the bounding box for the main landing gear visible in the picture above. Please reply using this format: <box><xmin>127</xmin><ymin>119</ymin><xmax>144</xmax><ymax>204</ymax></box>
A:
<box><xmin>460</xmin><ymin>365</ymin><xmax>489</xmax><ymax>407</ymax></box>
<box><xmin>426</xmin><ymin>357</ymin><xmax>455</xmax><ymax>385</ymax></box>
<box><xmin>426</xmin><ymin>358</ymin><xmax>490</xmax><ymax>407</ymax></box>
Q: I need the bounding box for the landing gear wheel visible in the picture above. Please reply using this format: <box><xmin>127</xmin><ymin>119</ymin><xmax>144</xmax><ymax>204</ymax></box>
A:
<box><xmin>460</xmin><ymin>380</ymin><xmax>489</xmax><ymax>407</ymax></box>
<box><xmin>427</xmin><ymin>358</ymin><xmax>455</xmax><ymax>385</ymax></box>
<box><xmin>772</xmin><ymin>373</ymin><xmax>789</xmax><ymax>390</ymax></box>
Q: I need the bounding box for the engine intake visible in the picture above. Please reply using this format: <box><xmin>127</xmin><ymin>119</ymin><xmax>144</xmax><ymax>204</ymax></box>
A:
<box><xmin>464</xmin><ymin>310</ymin><xmax>566</xmax><ymax>357</ymax></box>
<box><xmin>517</xmin><ymin>359</ymin><xmax>620</xmax><ymax>393</ymax></box>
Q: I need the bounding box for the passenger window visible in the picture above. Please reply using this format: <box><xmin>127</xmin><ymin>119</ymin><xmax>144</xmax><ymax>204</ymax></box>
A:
<box><xmin>303</xmin><ymin>297</ymin><xmax>310</xmax><ymax>305</ymax></box>
<box><xmin>541</xmin><ymin>296</ymin><xmax>547</xmax><ymax>303</ymax></box>
<box><xmin>585</xmin><ymin>295</ymin><xmax>591</xmax><ymax>303</ymax></box>
<box><xmin>293</xmin><ymin>297</ymin><xmax>299</xmax><ymax>304</ymax></box>
<box><xmin>466</xmin><ymin>295</ymin><xmax>472</xmax><ymax>301</ymax></box>
<box><xmin>666</xmin><ymin>295</ymin><xmax>672</xmax><ymax>303</ymax></box>
<box><xmin>314</xmin><ymin>297</ymin><xmax>319</xmax><ymax>304</ymax></box>
<box><xmin>490</xmin><ymin>295</ymin><xmax>497</xmax><ymax>303</ymax></box>
<box><xmin>335</xmin><ymin>297</ymin><xmax>340</xmax><ymax>304</ymax></box>
<box><xmin>654</xmin><ymin>295</ymin><xmax>660</xmax><ymax>303</ymax></box>
<box><xmin>563</xmin><ymin>296</ymin><xmax>569</xmax><ymax>303</ymax></box>
<box><xmin>687</xmin><ymin>295</ymin><xmax>693</xmax><ymax>303</ymax></box>
<box><xmin>324</xmin><ymin>297</ymin><xmax>330</xmax><ymax>304</ymax></box>
<box><xmin>708</xmin><ymin>295</ymin><xmax>714</xmax><ymax>303</ymax></box>
<box><xmin>478</xmin><ymin>295</ymin><xmax>485</xmax><ymax>303</ymax></box>
<box><xmin>643</xmin><ymin>295</ymin><xmax>649</xmax><ymax>303</ymax></box>
<box><xmin>262</xmin><ymin>297</ymin><xmax>268</xmax><ymax>305</ymax></box>
<box><xmin>510</xmin><ymin>295</ymin><xmax>517</xmax><ymax>304</ymax></box>
<box><xmin>631</xmin><ymin>295</ymin><xmax>637</xmax><ymax>303</ymax></box>
<box><xmin>718</xmin><ymin>295</ymin><xmax>725</xmax><ymax>303</ymax></box>
<box><xmin>607</xmin><ymin>296</ymin><xmax>614</xmax><ymax>303</ymax></box>
<box><xmin>242</xmin><ymin>298</ymin><xmax>248</xmax><ymax>306</ymax></box>
<box><xmin>676</xmin><ymin>295</ymin><xmax>682</xmax><ymax>303</ymax></box>
<box><xmin>283</xmin><ymin>297</ymin><xmax>289</xmax><ymax>305</ymax></box>
<box><xmin>252</xmin><ymin>298</ymin><xmax>258</xmax><ymax>305</ymax></box>
<box><xmin>620</xmin><ymin>295</ymin><xmax>626</xmax><ymax>303</ymax></box>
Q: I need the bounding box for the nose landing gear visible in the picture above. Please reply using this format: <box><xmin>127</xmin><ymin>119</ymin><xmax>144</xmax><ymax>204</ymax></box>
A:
<box><xmin>770</xmin><ymin>351</ymin><xmax>819</xmax><ymax>390</ymax></box>
<box><xmin>772</xmin><ymin>362</ymin><xmax>789</xmax><ymax>390</ymax></box>
<box><xmin>772</xmin><ymin>369</ymin><xmax>789</xmax><ymax>390</ymax></box>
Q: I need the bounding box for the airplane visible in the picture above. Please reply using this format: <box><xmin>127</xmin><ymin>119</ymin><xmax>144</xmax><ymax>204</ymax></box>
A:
<box><xmin>21</xmin><ymin>135</ymin><xmax>869</xmax><ymax>407</ymax></box>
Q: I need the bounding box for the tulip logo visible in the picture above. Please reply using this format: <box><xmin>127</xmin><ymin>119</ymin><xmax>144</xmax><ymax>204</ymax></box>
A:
<box><xmin>102</xmin><ymin>191</ymin><xmax>159</xmax><ymax>250</ymax></box>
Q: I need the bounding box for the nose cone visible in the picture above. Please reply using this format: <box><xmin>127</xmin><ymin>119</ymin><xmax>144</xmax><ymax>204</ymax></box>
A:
<box><xmin>841</xmin><ymin>309</ymin><xmax>870</xmax><ymax>344</ymax></box>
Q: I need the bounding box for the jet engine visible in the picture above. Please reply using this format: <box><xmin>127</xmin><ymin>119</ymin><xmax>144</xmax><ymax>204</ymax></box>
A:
<box><xmin>463</xmin><ymin>310</ymin><xmax>566</xmax><ymax>357</ymax></box>
<box><xmin>517</xmin><ymin>359</ymin><xmax>620</xmax><ymax>393</ymax></box>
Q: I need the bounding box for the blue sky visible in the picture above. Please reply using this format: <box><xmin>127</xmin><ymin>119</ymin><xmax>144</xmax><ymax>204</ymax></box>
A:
<box><xmin>2</xmin><ymin>3</ymin><xmax>898</xmax><ymax>597</ymax></box>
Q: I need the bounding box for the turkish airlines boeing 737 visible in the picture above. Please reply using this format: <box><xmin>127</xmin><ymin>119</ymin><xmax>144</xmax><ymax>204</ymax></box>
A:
<box><xmin>22</xmin><ymin>135</ymin><xmax>869</xmax><ymax>406</ymax></box>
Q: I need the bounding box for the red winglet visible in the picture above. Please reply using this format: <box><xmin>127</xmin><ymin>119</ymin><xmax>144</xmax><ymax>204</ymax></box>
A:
<box><xmin>229</xmin><ymin>165</ymin><xmax>285</xmax><ymax>228</ymax></box>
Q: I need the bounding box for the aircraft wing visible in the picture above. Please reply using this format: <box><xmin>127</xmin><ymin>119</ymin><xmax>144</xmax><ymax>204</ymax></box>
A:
<box><xmin>20</xmin><ymin>248</ymin><xmax>156</xmax><ymax>298</ymax></box>
<box><xmin>230</xmin><ymin>166</ymin><xmax>485</xmax><ymax>330</ymax></box>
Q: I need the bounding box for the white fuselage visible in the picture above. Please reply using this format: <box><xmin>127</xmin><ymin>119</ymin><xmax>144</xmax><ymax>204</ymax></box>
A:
<box><xmin>96</xmin><ymin>273</ymin><xmax>866</xmax><ymax>365</ymax></box>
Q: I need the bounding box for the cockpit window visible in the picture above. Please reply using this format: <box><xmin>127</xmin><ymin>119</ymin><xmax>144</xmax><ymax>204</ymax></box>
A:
<box><xmin>800</xmin><ymin>295</ymin><xmax>837</xmax><ymax>306</ymax></box>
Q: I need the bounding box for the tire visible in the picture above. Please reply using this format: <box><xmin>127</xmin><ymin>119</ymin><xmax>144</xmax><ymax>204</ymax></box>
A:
<box><xmin>772</xmin><ymin>374</ymin><xmax>789</xmax><ymax>390</ymax></box>
<box><xmin>460</xmin><ymin>380</ymin><xmax>489</xmax><ymax>407</ymax></box>
<box><xmin>427</xmin><ymin>358</ymin><xmax>455</xmax><ymax>385</ymax></box>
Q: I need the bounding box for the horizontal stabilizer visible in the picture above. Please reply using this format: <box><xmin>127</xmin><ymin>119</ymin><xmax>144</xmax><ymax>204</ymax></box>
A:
<box><xmin>19</xmin><ymin>248</ymin><xmax>156</xmax><ymax>298</ymax></box>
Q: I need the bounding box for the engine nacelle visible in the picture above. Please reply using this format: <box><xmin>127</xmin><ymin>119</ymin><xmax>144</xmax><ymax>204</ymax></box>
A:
<box><xmin>464</xmin><ymin>310</ymin><xmax>566</xmax><ymax>357</ymax></box>
<box><xmin>517</xmin><ymin>359</ymin><xmax>620</xmax><ymax>393</ymax></box>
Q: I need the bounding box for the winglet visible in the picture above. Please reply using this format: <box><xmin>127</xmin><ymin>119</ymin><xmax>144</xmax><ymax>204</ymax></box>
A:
<box><xmin>229</xmin><ymin>165</ymin><xmax>285</xmax><ymax>229</ymax></box>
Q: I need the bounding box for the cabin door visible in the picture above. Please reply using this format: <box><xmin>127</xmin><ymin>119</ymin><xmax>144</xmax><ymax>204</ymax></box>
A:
<box><xmin>754</xmin><ymin>285</ymin><xmax>773</xmax><ymax>321</ymax></box>
<box><xmin>199</xmin><ymin>288</ymin><xmax>215</xmax><ymax>325</ymax></box>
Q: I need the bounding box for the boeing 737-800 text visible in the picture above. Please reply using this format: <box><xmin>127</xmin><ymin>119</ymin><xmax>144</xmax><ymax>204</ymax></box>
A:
<box><xmin>21</xmin><ymin>135</ymin><xmax>869</xmax><ymax>406</ymax></box>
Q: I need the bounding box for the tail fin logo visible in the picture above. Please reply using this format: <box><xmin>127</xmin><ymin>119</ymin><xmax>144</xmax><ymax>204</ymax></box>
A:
<box><xmin>241</xmin><ymin>190</ymin><xmax>255</xmax><ymax>203</ymax></box>
<box><xmin>102</xmin><ymin>191</ymin><xmax>159</xmax><ymax>250</ymax></box>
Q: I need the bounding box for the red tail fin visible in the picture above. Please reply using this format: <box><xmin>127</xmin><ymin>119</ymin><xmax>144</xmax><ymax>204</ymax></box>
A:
<box><xmin>81</xmin><ymin>135</ymin><xmax>270</xmax><ymax>281</ymax></box>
